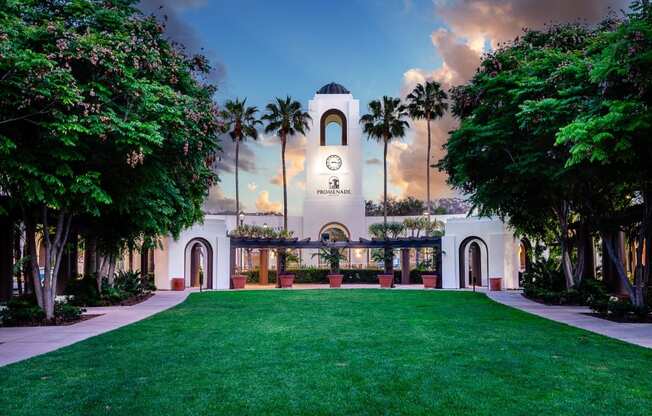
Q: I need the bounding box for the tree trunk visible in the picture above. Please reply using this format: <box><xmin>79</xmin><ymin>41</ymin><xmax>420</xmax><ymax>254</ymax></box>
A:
<box><xmin>14</xmin><ymin>226</ymin><xmax>23</xmax><ymax>295</ymax></box>
<box><xmin>603</xmin><ymin>235</ymin><xmax>637</xmax><ymax>303</ymax></box>
<box><xmin>554</xmin><ymin>202</ymin><xmax>577</xmax><ymax>289</ymax></box>
<box><xmin>84</xmin><ymin>235</ymin><xmax>97</xmax><ymax>276</ymax></box>
<box><xmin>107</xmin><ymin>253</ymin><xmax>116</xmax><ymax>286</ymax></box>
<box><xmin>383</xmin><ymin>138</ymin><xmax>388</xmax><ymax>229</ymax></box>
<box><xmin>57</xmin><ymin>231</ymin><xmax>77</xmax><ymax>295</ymax></box>
<box><xmin>426</xmin><ymin>116</ymin><xmax>431</xmax><ymax>221</ymax></box>
<box><xmin>281</xmin><ymin>134</ymin><xmax>288</xmax><ymax>231</ymax></box>
<box><xmin>96</xmin><ymin>254</ymin><xmax>108</xmax><ymax>292</ymax></box>
<box><xmin>384</xmin><ymin>248</ymin><xmax>393</xmax><ymax>274</ymax></box>
<box><xmin>235</xmin><ymin>137</ymin><xmax>240</xmax><ymax>216</ymax></box>
<box><xmin>26</xmin><ymin>208</ymin><xmax>72</xmax><ymax>320</ymax></box>
<box><xmin>0</xmin><ymin>216</ymin><xmax>14</xmax><ymax>302</ymax></box>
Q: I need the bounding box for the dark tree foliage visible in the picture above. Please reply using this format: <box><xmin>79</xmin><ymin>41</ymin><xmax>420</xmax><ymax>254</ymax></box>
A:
<box><xmin>0</xmin><ymin>0</ymin><xmax>221</xmax><ymax>318</ymax></box>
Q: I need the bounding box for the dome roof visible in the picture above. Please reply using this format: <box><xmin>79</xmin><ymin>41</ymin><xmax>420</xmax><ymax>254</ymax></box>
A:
<box><xmin>316</xmin><ymin>82</ymin><xmax>350</xmax><ymax>94</ymax></box>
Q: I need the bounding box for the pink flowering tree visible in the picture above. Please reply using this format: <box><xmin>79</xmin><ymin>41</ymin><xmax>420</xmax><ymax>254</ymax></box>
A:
<box><xmin>0</xmin><ymin>1</ymin><xmax>221</xmax><ymax>318</ymax></box>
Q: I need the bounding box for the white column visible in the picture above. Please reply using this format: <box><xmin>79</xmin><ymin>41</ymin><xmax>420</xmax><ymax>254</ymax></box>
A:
<box><xmin>215</xmin><ymin>236</ymin><xmax>231</xmax><ymax>289</ymax></box>
<box><xmin>441</xmin><ymin>235</ymin><xmax>458</xmax><ymax>288</ymax></box>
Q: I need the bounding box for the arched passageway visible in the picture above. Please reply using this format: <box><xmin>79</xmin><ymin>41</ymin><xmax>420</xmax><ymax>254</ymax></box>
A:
<box><xmin>458</xmin><ymin>236</ymin><xmax>489</xmax><ymax>288</ymax></box>
<box><xmin>184</xmin><ymin>238</ymin><xmax>213</xmax><ymax>289</ymax></box>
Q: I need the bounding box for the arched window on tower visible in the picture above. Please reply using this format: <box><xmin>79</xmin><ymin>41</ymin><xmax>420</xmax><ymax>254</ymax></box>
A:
<box><xmin>320</xmin><ymin>109</ymin><xmax>347</xmax><ymax>146</ymax></box>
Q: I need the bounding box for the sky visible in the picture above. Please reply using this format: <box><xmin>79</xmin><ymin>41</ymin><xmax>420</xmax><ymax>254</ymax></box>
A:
<box><xmin>138</xmin><ymin>0</ymin><xmax>630</xmax><ymax>215</ymax></box>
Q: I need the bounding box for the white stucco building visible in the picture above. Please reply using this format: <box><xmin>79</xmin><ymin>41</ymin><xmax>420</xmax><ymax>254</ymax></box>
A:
<box><xmin>153</xmin><ymin>83</ymin><xmax>524</xmax><ymax>291</ymax></box>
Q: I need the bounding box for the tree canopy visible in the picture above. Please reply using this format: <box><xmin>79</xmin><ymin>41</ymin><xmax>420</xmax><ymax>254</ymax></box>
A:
<box><xmin>0</xmin><ymin>0</ymin><xmax>221</xmax><ymax>318</ymax></box>
<box><xmin>440</xmin><ymin>1</ymin><xmax>652</xmax><ymax>308</ymax></box>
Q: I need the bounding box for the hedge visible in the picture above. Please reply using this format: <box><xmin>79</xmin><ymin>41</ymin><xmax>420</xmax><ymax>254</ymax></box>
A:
<box><xmin>244</xmin><ymin>268</ymin><xmax>435</xmax><ymax>284</ymax></box>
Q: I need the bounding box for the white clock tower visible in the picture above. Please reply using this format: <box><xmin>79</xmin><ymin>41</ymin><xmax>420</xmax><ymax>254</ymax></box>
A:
<box><xmin>302</xmin><ymin>83</ymin><xmax>365</xmax><ymax>242</ymax></box>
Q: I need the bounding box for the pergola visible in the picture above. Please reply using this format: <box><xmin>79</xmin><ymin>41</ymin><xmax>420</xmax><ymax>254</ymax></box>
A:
<box><xmin>229</xmin><ymin>236</ymin><xmax>442</xmax><ymax>286</ymax></box>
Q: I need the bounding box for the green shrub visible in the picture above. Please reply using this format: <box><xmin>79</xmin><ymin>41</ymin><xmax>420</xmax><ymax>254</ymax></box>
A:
<box><xmin>522</xmin><ymin>256</ymin><xmax>608</xmax><ymax>306</ymax></box>
<box><xmin>0</xmin><ymin>295</ymin><xmax>45</xmax><ymax>325</ymax></box>
<box><xmin>589</xmin><ymin>295</ymin><xmax>650</xmax><ymax>318</ymax></box>
<box><xmin>0</xmin><ymin>295</ymin><xmax>84</xmax><ymax>326</ymax></box>
<box><xmin>67</xmin><ymin>271</ymin><xmax>155</xmax><ymax>307</ymax></box>
<box><xmin>55</xmin><ymin>301</ymin><xmax>84</xmax><ymax>322</ymax></box>
<box><xmin>66</xmin><ymin>275</ymin><xmax>102</xmax><ymax>306</ymax></box>
<box><xmin>244</xmin><ymin>268</ymin><xmax>428</xmax><ymax>284</ymax></box>
<box><xmin>114</xmin><ymin>271</ymin><xmax>155</xmax><ymax>296</ymax></box>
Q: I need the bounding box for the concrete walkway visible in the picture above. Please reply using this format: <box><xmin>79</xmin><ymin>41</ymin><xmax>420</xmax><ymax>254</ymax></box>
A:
<box><xmin>488</xmin><ymin>291</ymin><xmax>652</xmax><ymax>349</ymax></box>
<box><xmin>0</xmin><ymin>290</ymin><xmax>190</xmax><ymax>367</ymax></box>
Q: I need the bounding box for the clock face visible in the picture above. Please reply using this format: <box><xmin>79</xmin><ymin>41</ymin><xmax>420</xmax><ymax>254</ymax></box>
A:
<box><xmin>326</xmin><ymin>154</ymin><xmax>342</xmax><ymax>171</ymax></box>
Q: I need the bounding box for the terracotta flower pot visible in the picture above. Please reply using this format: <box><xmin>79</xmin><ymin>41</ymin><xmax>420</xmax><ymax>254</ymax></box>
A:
<box><xmin>231</xmin><ymin>275</ymin><xmax>246</xmax><ymax>289</ymax></box>
<box><xmin>378</xmin><ymin>274</ymin><xmax>393</xmax><ymax>288</ymax></box>
<box><xmin>279</xmin><ymin>274</ymin><xmax>295</xmax><ymax>288</ymax></box>
<box><xmin>328</xmin><ymin>274</ymin><xmax>343</xmax><ymax>288</ymax></box>
<box><xmin>422</xmin><ymin>274</ymin><xmax>438</xmax><ymax>289</ymax></box>
<box><xmin>171</xmin><ymin>278</ymin><xmax>185</xmax><ymax>291</ymax></box>
<box><xmin>489</xmin><ymin>277</ymin><xmax>502</xmax><ymax>291</ymax></box>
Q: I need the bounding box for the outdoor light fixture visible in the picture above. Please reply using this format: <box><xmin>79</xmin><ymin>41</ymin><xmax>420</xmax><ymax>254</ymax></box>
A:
<box><xmin>238</xmin><ymin>211</ymin><xmax>245</xmax><ymax>226</ymax></box>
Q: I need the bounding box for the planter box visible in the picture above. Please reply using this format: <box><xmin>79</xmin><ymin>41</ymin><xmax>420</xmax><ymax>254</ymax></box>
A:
<box><xmin>279</xmin><ymin>274</ymin><xmax>295</xmax><ymax>288</ymax></box>
<box><xmin>328</xmin><ymin>274</ymin><xmax>343</xmax><ymax>288</ymax></box>
<box><xmin>378</xmin><ymin>274</ymin><xmax>393</xmax><ymax>288</ymax></box>
<box><xmin>171</xmin><ymin>278</ymin><xmax>185</xmax><ymax>291</ymax></box>
<box><xmin>489</xmin><ymin>277</ymin><xmax>502</xmax><ymax>291</ymax></box>
<box><xmin>231</xmin><ymin>275</ymin><xmax>246</xmax><ymax>289</ymax></box>
<box><xmin>422</xmin><ymin>274</ymin><xmax>439</xmax><ymax>289</ymax></box>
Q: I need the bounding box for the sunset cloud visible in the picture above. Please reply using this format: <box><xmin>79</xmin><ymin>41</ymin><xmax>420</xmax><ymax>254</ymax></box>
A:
<box><xmin>202</xmin><ymin>185</ymin><xmax>238</xmax><ymax>214</ymax></box>
<box><xmin>255</xmin><ymin>191</ymin><xmax>282</xmax><ymax>213</ymax></box>
<box><xmin>215</xmin><ymin>137</ymin><xmax>257</xmax><ymax>175</ymax></box>
<box><xmin>270</xmin><ymin>136</ymin><xmax>307</xmax><ymax>187</ymax></box>
<box><xmin>138</xmin><ymin>0</ymin><xmax>225</xmax><ymax>81</ymax></box>
<box><xmin>247</xmin><ymin>182</ymin><xmax>257</xmax><ymax>192</ymax></box>
<box><xmin>388</xmin><ymin>0</ymin><xmax>626</xmax><ymax>201</ymax></box>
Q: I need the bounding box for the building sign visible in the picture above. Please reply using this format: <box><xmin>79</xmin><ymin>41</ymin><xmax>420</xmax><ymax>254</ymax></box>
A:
<box><xmin>317</xmin><ymin>175</ymin><xmax>351</xmax><ymax>195</ymax></box>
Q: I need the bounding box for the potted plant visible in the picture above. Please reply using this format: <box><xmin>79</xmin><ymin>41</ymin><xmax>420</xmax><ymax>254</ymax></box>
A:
<box><xmin>279</xmin><ymin>274</ymin><xmax>295</xmax><ymax>288</ymax></box>
<box><xmin>313</xmin><ymin>248</ymin><xmax>346</xmax><ymax>288</ymax></box>
<box><xmin>417</xmin><ymin>260</ymin><xmax>438</xmax><ymax>289</ymax></box>
<box><xmin>277</xmin><ymin>250</ymin><xmax>299</xmax><ymax>288</ymax></box>
<box><xmin>371</xmin><ymin>249</ymin><xmax>394</xmax><ymax>288</ymax></box>
<box><xmin>231</xmin><ymin>273</ymin><xmax>246</xmax><ymax>289</ymax></box>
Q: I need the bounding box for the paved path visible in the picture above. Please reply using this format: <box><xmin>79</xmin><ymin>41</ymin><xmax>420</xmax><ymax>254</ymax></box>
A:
<box><xmin>0</xmin><ymin>290</ymin><xmax>190</xmax><ymax>367</ymax></box>
<box><xmin>488</xmin><ymin>291</ymin><xmax>652</xmax><ymax>349</ymax></box>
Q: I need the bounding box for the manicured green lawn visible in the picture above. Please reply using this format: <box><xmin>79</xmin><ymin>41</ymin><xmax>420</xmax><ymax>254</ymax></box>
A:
<box><xmin>1</xmin><ymin>290</ymin><xmax>651</xmax><ymax>415</ymax></box>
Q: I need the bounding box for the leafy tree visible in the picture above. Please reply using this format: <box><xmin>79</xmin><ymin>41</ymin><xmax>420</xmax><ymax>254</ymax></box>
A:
<box><xmin>262</xmin><ymin>96</ymin><xmax>311</xmax><ymax>231</ymax></box>
<box><xmin>360</xmin><ymin>97</ymin><xmax>409</xmax><ymax>273</ymax></box>
<box><xmin>406</xmin><ymin>81</ymin><xmax>448</xmax><ymax>218</ymax></box>
<box><xmin>221</xmin><ymin>98</ymin><xmax>261</xmax><ymax>215</ymax></box>
<box><xmin>360</xmin><ymin>97</ymin><xmax>409</xmax><ymax>229</ymax></box>
<box><xmin>365</xmin><ymin>196</ymin><xmax>425</xmax><ymax>216</ymax></box>
<box><xmin>440</xmin><ymin>24</ymin><xmax>597</xmax><ymax>289</ymax></box>
<box><xmin>556</xmin><ymin>1</ymin><xmax>652</xmax><ymax>310</ymax></box>
<box><xmin>0</xmin><ymin>1</ymin><xmax>220</xmax><ymax>317</ymax></box>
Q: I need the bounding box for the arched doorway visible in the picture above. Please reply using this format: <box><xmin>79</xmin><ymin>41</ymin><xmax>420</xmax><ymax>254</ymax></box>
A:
<box><xmin>458</xmin><ymin>236</ymin><xmax>489</xmax><ymax>288</ymax></box>
<box><xmin>184</xmin><ymin>238</ymin><xmax>213</xmax><ymax>289</ymax></box>
<box><xmin>318</xmin><ymin>222</ymin><xmax>351</xmax><ymax>268</ymax></box>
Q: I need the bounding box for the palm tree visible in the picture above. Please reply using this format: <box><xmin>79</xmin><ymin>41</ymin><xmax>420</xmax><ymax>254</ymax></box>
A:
<box><xmin>360</xmin><ymin>97</ymin><xmax>409</xmax><ymax>274</ymax></box>
<box><xmin>406</xmin><ymin>81</ymin><xmax>448</xmax><ymax>218</ymax></box>
<box><xmin>221</xmin><ymin>98</ymin><xmax>261</xmax><ymax>216</ymax></box>
<box><xmin>262</xmin><ymin>96</ymin><xmax>311</xmax><ymax>231</ymax></box>
<box><xmin>360</xmin><ymin>96</ymin><xmax>410</xmax><ymax>229</ymax></box>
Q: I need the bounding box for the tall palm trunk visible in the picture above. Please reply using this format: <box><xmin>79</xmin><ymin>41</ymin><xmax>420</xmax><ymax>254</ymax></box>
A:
<box><xmin>383</xmin><ymin>137</ymin><xmax>388</xmax><ymax>228</ymax></box>
<box><xmin>235</xmin><ymin>137</ymin><xmax>240</xmax><ymax>215</ymax></box>
<box><xmin>281</xmin><ymin>134</ymin><xmax>288</xmax><ymax>231</ymax></box>
<box><xmin>383</xmin><ymin>136</ymin><xmax>392</xmax><ymax>274</ymax></box>
<box><xmin>426</xmin><ymin>116</ymin><xmax>431</xmax><ymax>219</ymax></box>
<box><xmin>278</xmin><ymin>133</ymin><xmax>288</xmax><ymax>286</ymax></box>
